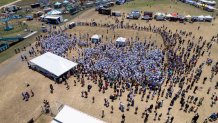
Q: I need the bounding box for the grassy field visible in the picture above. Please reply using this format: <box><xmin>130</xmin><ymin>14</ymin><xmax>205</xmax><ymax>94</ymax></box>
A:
<box><xmin>114</xmin><ymin>0</ymin><xmax>217</xmax><ymax>15</ymax></box>
<box><xmin>0</xmin><ymin>22</ymin><xmax>25</xmax><ymax>37</ymax></box>
<box><xmin>0</xmin><ymin>8</ymin><xmax>89</xmax><ymax>63</ymax></box>
<box><xmin>0</xmin><ymin>33</ymin><xmax>39</xmax><ymax>63</ymax></box>
<box><xmin>0</xmin><ymin>0</ymin><xmax>17</xmax><ymax>6</ymax></box>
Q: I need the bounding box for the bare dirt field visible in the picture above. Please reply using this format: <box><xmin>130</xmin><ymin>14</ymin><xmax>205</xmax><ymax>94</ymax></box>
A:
<box><xmin>0</xmin><ymin>1</ymin><xmax>218</xmax><ymax>123</ymax></box>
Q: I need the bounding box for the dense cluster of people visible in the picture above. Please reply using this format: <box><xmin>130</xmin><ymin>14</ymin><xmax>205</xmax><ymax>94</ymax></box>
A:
<box><xmin>35</xmin><ymin>32</ymin><xmax>76</xmax><ymax>57</ymax></box>
<box><xmin>72</xmin><ymin>21</ymin><xmax>218</xmax><ymax>122</ymax></box>
<box><xmin>78</xmin><ymin>42</ymin><xmax>165</xmax><ymax>87</ymax></box>
<box><xmin>18</xmin><ymin>18</ymin><xmax>218</xmax><ymax>122</ymax></box>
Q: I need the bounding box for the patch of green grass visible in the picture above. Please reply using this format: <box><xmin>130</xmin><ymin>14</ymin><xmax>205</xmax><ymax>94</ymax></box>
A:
<box><xmin>0</xmin><ymin>0</ymin><xmax>17</xmax><ymax>6</ymax></box>
<box><xmin>0</xmin><ymin>4</ymin><xmax>90</xmax><ymax>63</ymax></box>
<box><xmin>113</xmin><ymin>0</ymin><xmax>215</xmax><ymax>15</ymax></box>
<box><xmin>123</xmin><ymin>0</ymin><xmax>169</xmax><ymax>9</ymax></box>
<box><xmin>0</xmin><ymin>22</ymin><xmax>25</xmax><ymax>37</ymax></box>
<box><xmin>0</xmin><ymin>34</ymin><xmax>38</xmax><ymax>63</ymax></box>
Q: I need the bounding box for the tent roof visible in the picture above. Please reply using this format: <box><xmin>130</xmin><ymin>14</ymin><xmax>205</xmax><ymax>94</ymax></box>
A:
<box><xmin>166</xmin><ymin>14</ymin><xmax>172</xmax><ymax>17</ymax></box>
<box><xmin>47</xmin><ymin>10</ymin><xmax>62</xmax><ymax>15</ymax></box>
<box><xmin>155</xmin><ymin>12</ymin><xmax>165</xmax><ymax>16</ymax></box>
<box><xmin>54</xmin><ymin>2</ymin><xmax>62</xmax><ymax>5</ymax></box>
<box><xmin>171</xmin><ymin>13</ymin><xmax>177</xmax><ymax>17</ymax></box>
<box><xmin>44</xmin><ymin>15</ymin><xmax>63</xmax><ymax>19</ymax></box>
<box><xmin>51</xmin><ymin>105</ymin><xmax>106</xmax><ymax>123</ymax></box>
<box><xmin>63</xmin><ymin>0</ymin><xmax>69</xmax><ymax>3</ymax></box>
<box><xmin>186</xmin><ymin>15</ymin><xmax>192</xmax><ymax>18</ymax></box>
<box><xmin>30</xmin><ymin>52</ymin><xmax>77</xmax><ymax>77</ymax></box>
<box><xmin>91</xmin><ymin>34</ymin><xmax>100</xmax><ymax>39</ymax></box>
<box><xmin>116</xmin><ymin>37</ymin><xmax>126</xmax><ymax>42</ymax></box>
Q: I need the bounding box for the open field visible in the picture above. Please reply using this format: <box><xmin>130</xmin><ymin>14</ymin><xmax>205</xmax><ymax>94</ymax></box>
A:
<box><xmin>0</xmin><ymin>0</ymin><xmax>218</xmax><ymax>123</ymax></box>
<box><xmin>0</xmin><ymin>0</ymin><xmax>89</xmax><ymax>63</ymax></box>
<box><xmin>0</xmin><ymin>0</ymin><xmax>17</xmax><ymax>6</ymax></box>
<box><xmin>114</xmin><ymin>0</ymin><xmax>217</xmax><ymax>15</ymax></box>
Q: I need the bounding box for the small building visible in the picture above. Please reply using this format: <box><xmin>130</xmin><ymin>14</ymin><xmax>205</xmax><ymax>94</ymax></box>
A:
<box><xmin>29</xmin><ymin>52</ymin><xmax>78</xmax><ymax>82</ymax></box>
<box><xmin>43</xmin><ymin>15</ymin><xmax>64</xmax><ymax>24</ymax></box>
<box><xmin>91</xmin><ymin>34</ymin><xmax>101</xmax><ymax>43</ymax></box>
<box><xmin>116</xmin><ymin>37</ymin><xmax>126</xmax><ymax>47</ymax></box>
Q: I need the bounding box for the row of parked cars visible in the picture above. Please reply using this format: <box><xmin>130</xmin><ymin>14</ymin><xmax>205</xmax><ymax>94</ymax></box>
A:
<box><xmin>95</xmin><ymin>4</ymin><xmax>213</xmax><ymax>23</ymax></box>
<box><xmin>127</xmin><ymin>10</ymin><xmax>153</xmax><ymax>20</ymax></box>
<box><xmin>126</xmin><ymin>11</ymin><xmax>213</xmax><ymax>22</ymax></box>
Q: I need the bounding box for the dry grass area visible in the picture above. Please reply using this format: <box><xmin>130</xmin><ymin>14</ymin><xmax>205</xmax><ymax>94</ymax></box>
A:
<box><xmin>0</xmin><ymin>1</ymin><xmax>218</xmax><ymax>123</ymax></box>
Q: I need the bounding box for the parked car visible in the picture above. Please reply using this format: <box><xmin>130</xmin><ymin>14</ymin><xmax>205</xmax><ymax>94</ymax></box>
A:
<box><xmin>141</xmin><ymin>12</ymin><xmax>153</xmax><ymax>20</ymax></box>
<box><xmin>95</xmin><ymin>5</ymin><xmax>103</xmax><ymax>11</ymax></box>
<box><xmin>127</xmin><ymin>10</ymin><xmax>141</xmax><ymax>19</ymax></box>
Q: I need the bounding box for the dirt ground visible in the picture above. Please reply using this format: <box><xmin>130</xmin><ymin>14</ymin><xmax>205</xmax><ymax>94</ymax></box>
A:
<box><xmin>0</xmin><ymin>6</ymin><xmax>218</xmax><ymax>123</ymax></box>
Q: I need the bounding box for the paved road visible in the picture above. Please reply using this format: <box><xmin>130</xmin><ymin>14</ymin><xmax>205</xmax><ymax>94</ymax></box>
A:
<box><xmin>0</xmin><ymin>0</ymin><xmax>22</xmax><ymax>9</ymax></box>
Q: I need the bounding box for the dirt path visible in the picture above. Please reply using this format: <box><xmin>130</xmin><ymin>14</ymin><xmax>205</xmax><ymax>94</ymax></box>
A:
<box><xmin>0</xmin><ymin>0</ymin><xmax>22</xmax><ymax>9</ymax></box>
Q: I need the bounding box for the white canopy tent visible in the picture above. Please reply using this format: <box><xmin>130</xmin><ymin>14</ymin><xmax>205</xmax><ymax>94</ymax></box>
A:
<box><xmin>186</xmin><ymin>15</ymin><xmax>192</xmax><ymax>18</ymax></box>
<box><xmin>116</xmin><ymin>37</ymin><xmax>126</xmax><ymax>47</ymax></box>
<box><xmin>166</xmin><ymin>14</ymin><xmax>172</xmax><ymax>18</ymax></box>
<box><xmin>51</xmin><ymin>105</ymin><xmax>106</xmax><ymax>123</ymax></box>
<box><xmin>47</xmin><ymin>10</ymin><xmax>62</xmax><ymax>15</ymax></box>
<box><xmin>30</xmin><ymin>52</ymin><xmax>77</xmax><ymax>79</ymax></box>
<box><xmin>91</xmin><ymin>34</ymin><xmax>101</xmax><ymax>43</ymax></box>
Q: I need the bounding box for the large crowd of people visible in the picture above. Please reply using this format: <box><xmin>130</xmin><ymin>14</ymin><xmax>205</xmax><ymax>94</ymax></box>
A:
<box><xmin>19</xmin><ymin>19</ymin><xmax>218</xmax><ymax>123</ymax></box>
<box><xmin>78</xmin><ymin>43</ymin><xmax>165</xmax><ymax>87</ymax></box>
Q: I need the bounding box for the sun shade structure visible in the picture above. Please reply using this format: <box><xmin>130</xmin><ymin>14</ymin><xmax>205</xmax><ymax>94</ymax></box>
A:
<box><xmin>30</xmin><ymin>52</ymin><xmax>77</xmax><ymax>78</ymax></box>
<box><xmin>91</xmin><ymin>34</ymin><xmax>101</xmax><ymax>43</ymax></box>
<box><xmin>51</xmin><ymin>105</ymin><xmax>106</xmax><ymax>123</ymax></box>
<box><xmin>47</xmin><ymin>10</ymin><xmax>62</xmax><ymax>15</ymax></box>
<box><xmin>116</xmin><ymin>37</ymin><xmax>126</xmax><ymax>47</ymax></box>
